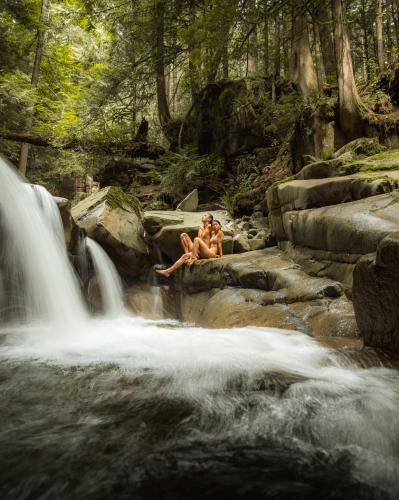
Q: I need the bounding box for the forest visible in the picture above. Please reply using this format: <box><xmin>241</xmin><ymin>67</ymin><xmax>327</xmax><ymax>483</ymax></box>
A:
<box><xmin>1</xmin><ymin>0</ymin><xmax>399</xmax><ymax>211</ymax></box>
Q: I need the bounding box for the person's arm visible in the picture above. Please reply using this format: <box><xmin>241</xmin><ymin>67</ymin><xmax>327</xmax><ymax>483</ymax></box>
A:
<box><xmin>217</xmin><ymin>233</ymin><xmax>224</xmax><ymax>257</ymax></box>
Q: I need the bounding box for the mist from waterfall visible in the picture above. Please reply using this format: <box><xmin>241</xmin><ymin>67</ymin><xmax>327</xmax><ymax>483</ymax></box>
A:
<box><xmin>0</xmin><ymin>156</ymin><xmax>87</xmax><ymax>326</ymax></box>
<box><xmin>85</xmin><ymin>237</ymin><xmax>124</xmax><ymax>317</ymax></box>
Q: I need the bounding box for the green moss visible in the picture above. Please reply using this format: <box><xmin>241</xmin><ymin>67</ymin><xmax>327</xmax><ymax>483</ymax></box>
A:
<box><xmin>218</xmin><ymin>87</ymin><xmax>236</xmax><ymax>113</ymax></box>
<box><xmin>342</xmin><ymin>149</ymin><xmax>399</xmax><ymax>174</ymax></box>
<box><xmin>106</xmin><ymin>186</ymin><xmax>141</xmax><ymax>215</ymax></box>
<box><xmin>322</xmin><ymin>147</ymin><xmax>334</xmax><ymax>160</ymax></box>
<box><xmin>270</xmin><ymin>175</ymin><xmax>295</xmax><ymax>188</ymax></box>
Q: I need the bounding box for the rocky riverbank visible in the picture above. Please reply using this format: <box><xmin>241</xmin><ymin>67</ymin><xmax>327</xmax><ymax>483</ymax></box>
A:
<box><xmin>65</xmin><ymin>140</ymin><xmax>399</xmax><ymax>351</ymax></box>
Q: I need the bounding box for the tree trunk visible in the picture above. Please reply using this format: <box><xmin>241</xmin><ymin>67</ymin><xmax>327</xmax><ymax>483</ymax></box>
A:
<box><xmin>291</xmin><ymin>9</ymin><xmax>318</xmax><ymax>98</ymax></box>
<box><xmin>313</xmin><ymin>19</ymin><xmax>326</xmax><ymax>90</ymax></box>
<box><xmin>263</xmin><ymin>6</ymin><xmax>269</xmax><ymax>75</ymax></box>
<box><xmin>386</xmin><ymin>0</ymin><xmax>393</xmax><ymax>66</ymax></box>
<box><xmin>19</xmin><ymin>0</ymin><xmax>49</xmax><ymax>176</ymax></box>
<box><xmin>318</xmin><ymin>4</ymin><xmax>336</xmax><ymax>77</ymax></box>
<box><xmin>188</xmin><ymin>3</ymin><xmax>200</xmax><ymax>100</ymax></box>
<box><xmin>274</xmin><ymin>13</ymin><xmax>281</xmax><ymax>76</ymax></box>
<box><xmin>332</xmin><ymin>0</ymin><xmax>365</xmax><ymax>139</ymax></box>
<box><xmin>392</xmin><ymin>0</ymin><xmax>399</xmax><ymax>48</ymax></box>
<box><xmin>361</xmin><ymin>0</ymin><xmax>370</xmax><ymax>82</ymax></box>
<box><xmin>154</xmin><ymin>0</ymin><xmax>171</xmax><ymax>128</ymax></box>
<box><xmin>247</xmin><ymin>0</ymin><xmax>258</xmax><ymax>75</ymax></box>
<box><xmin>375</xmin><ymin>0</ymin><xmax>385</xmax><ymax>71</ymax></box>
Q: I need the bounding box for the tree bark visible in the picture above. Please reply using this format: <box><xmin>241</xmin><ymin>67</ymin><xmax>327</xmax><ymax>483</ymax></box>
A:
<box><xmin>263</xmin><ymin>1</ymin><xmax>269</xmax><ymax>75</ymax></box>
<box><xmin>291</xmin><ymin>8</ymin><xmax>318</xmax><ymax>98</ymax></box>
<box><xmin>1</xmin><ymin>131</ymin><xmax>165</xmax><ymax>158</ymax></box>
<box><xmin>247</xmin><ymin>0</ymin><xmax>258</xmax><ymax>75</ymax></box>
<box><xmin>188</xmin><ymin>3</ymin><xmax>200</xmax><ymax>100</ymax></box>
<box><xmin>360</xmin><ymin>0</ymin><xmax>370</xmax><ymax>82</ymax></box>
<box><xmin>19</xmin><ymin>0</ymin><xmax>49</xmax><ymax>176</ymax></box>
<box><xmin>375</xmin><ymin>0</ymin><xmax>385</xmax><ymax>71</ymax></box>
<box><xmin>318</xmin><ymin>4</ymin><xmax>336</xmax><ymax>77</ymax></box>
<box><xmin>154</xmin><ymin>0</ymin><xmax>171</xmax><ymax>128</ymax></box>
<box><xmin>332</xmin><ymin>0</ymin><xmax>365</xmax><ymax>139</ymax></box>
<box><xmin>313</xmin><ymin>18</ymin><xmax>326</xmax><ymax>90</ymax></box>
<box><xmin>274</xmin><ymin>13</ymin><xmax>281</xmax><ymax>76</ymax></box>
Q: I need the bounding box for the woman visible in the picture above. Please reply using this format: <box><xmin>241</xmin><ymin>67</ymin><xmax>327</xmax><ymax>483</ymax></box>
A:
<box><xmin>156</xmin><ymin>220</ymin><xmax>224</xmax><ymax>278</ymax></box>
<box><xmin>180</xmin><ymin>212</ymin><xmax>213</xmax><ymax>254</ymax></box>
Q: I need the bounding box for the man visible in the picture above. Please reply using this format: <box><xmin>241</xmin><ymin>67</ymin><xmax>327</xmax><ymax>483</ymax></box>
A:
<box><xmin>179</xmin><ymin>212</ymin><xmax>213</xmax><ymax>254</ymax></box>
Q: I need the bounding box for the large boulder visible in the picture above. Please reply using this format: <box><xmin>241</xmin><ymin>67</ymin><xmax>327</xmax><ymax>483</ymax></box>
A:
<box><xmin>332</xmin><ymin>137</ymin><xmax>385</xmax><ymax>160</ymax></box>
<box><xmin>143</xmin><ymin>210</ymin><xmax>234</xmax><ymax>261</ymax></box>
<box><xmin>169</xmin><ymin>248</ymin><xmax>357</xmax><ymax>339</ymax></box>
<box><xmin>268</xmin><ymin>192</ymin><xmax>399</xmax><ymax>255</ymax></box>
<box><xmin>267</xmin><ymin>174</ymin><xmax>399</xmax><ymax>240</ymax></box>
<box><xmin>72</xmin><ymin>187</ymin><xmax>150</xmax><ymax>280</ymax></box>
<box><xmin>353</xmin><ymin>232</ymin><xmax>399</xmax><ymax>351</ymax></box>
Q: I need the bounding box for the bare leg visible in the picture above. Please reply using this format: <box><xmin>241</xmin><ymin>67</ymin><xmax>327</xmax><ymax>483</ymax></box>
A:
<box><xmin>156</xmin><ymin>253</ymin><xmax>191</xmax><ymax>277</ymax></box>
<box><xmin>180</xmin><ymin>233</ymin><xmax>193</xmax><ymax>253</ymax></box>
<box><xmin>192</xmin><ymin>237</ymin><xmax>217</xmax><ymax>259</ymax></box>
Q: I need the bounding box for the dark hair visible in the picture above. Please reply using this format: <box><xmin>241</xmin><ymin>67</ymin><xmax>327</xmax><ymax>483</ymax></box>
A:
<box><xmin>213</xmin><ymin>220</ymin><xmax>221</xmax><ymax>227</ymax></box>
<box><xmin>206</xmin><ymin>212</ymin><xmax>214</xmax><ymax>221</ymax></box>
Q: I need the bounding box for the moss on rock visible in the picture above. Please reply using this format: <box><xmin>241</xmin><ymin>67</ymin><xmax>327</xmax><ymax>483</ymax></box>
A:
<box><xmin>105</xmin><ymin>186</ymin><xmax>141</xmax><ymax>215</ymax></box>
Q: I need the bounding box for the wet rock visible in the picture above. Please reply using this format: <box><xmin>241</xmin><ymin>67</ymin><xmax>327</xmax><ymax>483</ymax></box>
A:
<box><xmin>72</xmin><ymin>187</ymin><xmax>150</xmax><ymax>280</ymax></box>
<box><xmin>248</xmin><ymin>238</ymin><xmax>266</xmax><ymax>251</ymax></box>
<box><xmin>269</xmin><ymin>192</ymin><xmax>399</xmax><ymax>255</ymax></box>
<box><xmin>267</xmin><ymin>175</ymin><xmax>399</xmax><ymax>229</ymax></box>
<box><xmin>233</xmin><ymin>234</ymin><xmax>251</xmax><ymax>253</ymax></box>
<box><xmin>172</xmin><ymin>248</ymin><xmax>356</xmax><ymax>338</ymax></box>
<box><xmin>176</xmin><ymin>189</ymin><xmax>199</xmax><ymax>212</ymax></box>
<box><xmin>353</xmin><ymin>233</ymin><xmax>399</xmax><ymax>350</ymax></box>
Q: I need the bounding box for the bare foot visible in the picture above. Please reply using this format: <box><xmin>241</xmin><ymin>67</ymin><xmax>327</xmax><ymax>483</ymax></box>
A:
<box><xmin>156</xmin><ymin>269</ymin><xmax>171</xmax><ymax>278</ymax></box>
<box><xmin>187</xmin><ymin>257</ymin><xmax>197</xmax><ymax>267</ymax></box>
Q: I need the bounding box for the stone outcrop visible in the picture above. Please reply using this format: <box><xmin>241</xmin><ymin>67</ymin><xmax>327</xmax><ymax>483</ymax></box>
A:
<box><xmin>166</xmin><ymin>248</ymin><xmax>358</xmax><ymax>340</ymax></box>
<box><xmin>72</xmin><ymin>187</ymin><xmax>150</xmax><ymax>279</ymax></box>
<box><xmin>176</xmin><ymin>189</ymin><xmax>199</xmax><ymax>212</ymax></box>
<box><xmin>353</xmin><ymin>232</ymin><xmax>399</xmax><ymax>351</ymax></box>
<box><xmin>269</xmin><ymin>192</ymin><xmax>399</xmax><ymax>255</ymax></box>
<box><xmin>264</xmin><ymin>145</ymin><xmax>399</xmax><ymax>349</ymax></box>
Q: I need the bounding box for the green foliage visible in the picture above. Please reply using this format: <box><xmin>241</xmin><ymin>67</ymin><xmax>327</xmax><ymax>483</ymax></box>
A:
<box><xmin>159</xmin><ymin>148</ymin><xmax>225</xmax><ymax>206</ymax></box>
<box><xmin>322</xmin><ymin>147</ymin><xmax>334</xmax><ymax>160</ymax></box>
<box><xmin>105</xmin><ymin>186</ymin><xmax>141</xmax><ymax>215</ymax></box>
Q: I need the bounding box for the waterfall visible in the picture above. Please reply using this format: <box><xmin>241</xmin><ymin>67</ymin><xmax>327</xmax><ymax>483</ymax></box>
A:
<box><xmin>85</xmin><ymin>238</ymin><xmax>124</xmax><ymax>317</ymax></box>
<box><xmin>27</xmin><ymin>184</ymin><xmax>65</xmax><ymax>245</ymax></box>
<box><xmin>0</xmin><ymin>156</ymin><xmax>87</xmax><ymax>326</ymax></box>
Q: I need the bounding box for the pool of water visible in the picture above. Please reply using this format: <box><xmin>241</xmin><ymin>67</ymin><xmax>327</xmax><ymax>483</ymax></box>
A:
<box><xmin>0</xmin><ymin>316</ymin><xmax>398</xmax><ymax>499</ymax></box>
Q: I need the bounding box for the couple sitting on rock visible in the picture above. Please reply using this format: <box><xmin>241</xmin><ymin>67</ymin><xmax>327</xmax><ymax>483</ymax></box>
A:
<box><xmin>156</xmin><ymin>213</ymin><xmax>224</xmax><ymax>278</ymax></box>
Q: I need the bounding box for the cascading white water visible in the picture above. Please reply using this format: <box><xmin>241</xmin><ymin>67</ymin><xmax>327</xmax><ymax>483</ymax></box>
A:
<box><xmin>0</xmin><ymin>156</ymin><xmax>87</xmax><ymax>325</ymax></box>
<box><xmin>85</xmin><ymin>237</ymin><xmax>124</xmax><ymax>317</ymax></box>
<box><xmin>27</xmin><ymin>184</ymin><xmax>66</xmax><ymax>244</ymax></box>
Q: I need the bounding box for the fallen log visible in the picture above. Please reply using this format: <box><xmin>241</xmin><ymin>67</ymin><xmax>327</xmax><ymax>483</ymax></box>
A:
<box><xmin>0</xmin><ymin>131</ymin><xmax>165</xmax><ymax>159</ymax></box>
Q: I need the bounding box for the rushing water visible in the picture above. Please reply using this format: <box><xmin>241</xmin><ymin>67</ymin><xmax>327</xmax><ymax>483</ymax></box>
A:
<box><xmin>0</xmin><ymin>156</ymin><xmax>86</xmax><ymax>325</ymax></box>
<box><xmin>1</xmin><ymin>156</ymin><xmax>399</xmax><ymax>499</ymax></box>
<box><xmin>86</xmin><ymin>237</ymin><xmax>124</xmax><ymax>317</ymax></box>
<box><xmin>1</xmin><ymin>320</ymin><xmax>399</xmax><ymax>499</ymax></box>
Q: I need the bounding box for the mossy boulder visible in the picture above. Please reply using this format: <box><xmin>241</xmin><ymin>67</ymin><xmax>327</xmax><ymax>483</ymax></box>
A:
<box><xmin>72</xmin><ymin>187</ymin><xmax>150</xmax><ymax>280</ymax></box>
<box><xmin>181</xmin><ymin>77</ymin><xmax>295</xmax><ymax>157</ymax></box>
<box><xmin>332</xmin><ymin>138</ymin><xmax>385</xmax><ymax>161</ymax></box>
